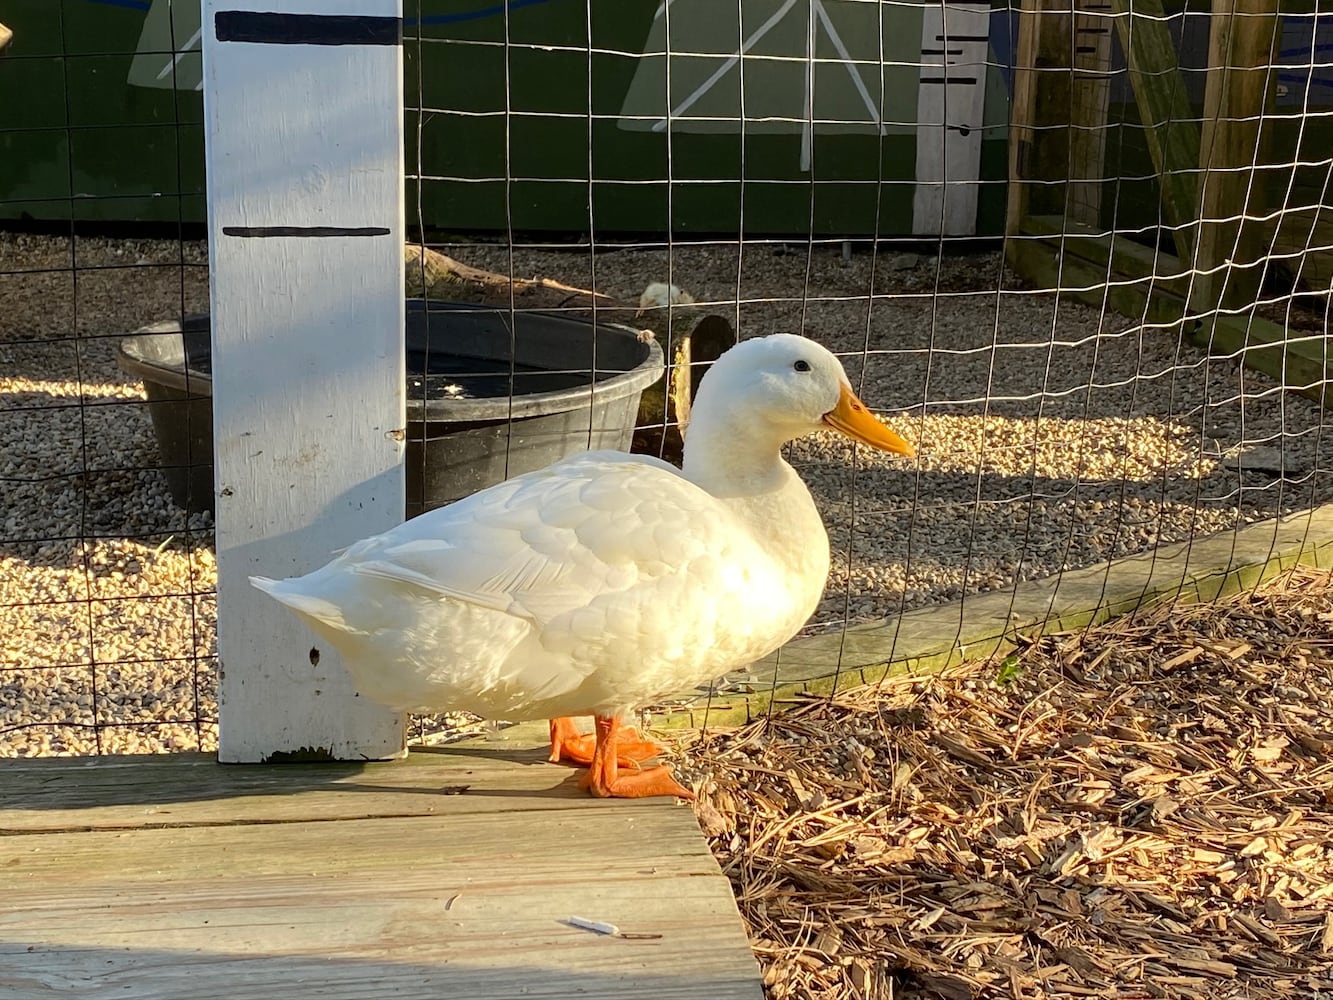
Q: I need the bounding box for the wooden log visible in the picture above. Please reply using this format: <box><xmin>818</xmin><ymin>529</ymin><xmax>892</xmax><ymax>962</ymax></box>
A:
<box><xmin>632</xmin><ymin>297</ymin><xmax>736</xmax><ymax>465</ymax></box>
<box><xmin>673</xmin><ymin>314</ymin><xmax>738</xmax><ymax>435</ymax></box>
<box><xmin>404</xmin><ymin>245</ymin><xmax>622</xmax><ymax>312</ymax></box>
<box><xmin>632</xmin><ymin>308</ymin><xmax>697</xmax><ymax>463</ymax></box>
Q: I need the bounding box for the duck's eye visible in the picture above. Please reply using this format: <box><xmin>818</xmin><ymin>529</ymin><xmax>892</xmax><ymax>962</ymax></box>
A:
<box><xmin>794</xmin><ymin>360</ymin><xmax>811</xmax><ymax>373</ymax></box>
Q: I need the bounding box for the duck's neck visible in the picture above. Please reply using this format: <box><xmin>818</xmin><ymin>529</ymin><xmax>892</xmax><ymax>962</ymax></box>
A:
<box><xmin>681</xmin><ymin>399</ymin><xmax>792</xmax><ymax>498</ymax></box>
<box><xmin>681</xmin><ymin>394</ymin><xmax>831</xmax><ymax>609</ymax></box>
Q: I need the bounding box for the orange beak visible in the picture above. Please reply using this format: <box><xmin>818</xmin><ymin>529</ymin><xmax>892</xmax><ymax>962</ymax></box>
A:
<box><xmin>822</xmin><ymin>383</ymin><xmax>915</xmax><ymax>458</ymax></box>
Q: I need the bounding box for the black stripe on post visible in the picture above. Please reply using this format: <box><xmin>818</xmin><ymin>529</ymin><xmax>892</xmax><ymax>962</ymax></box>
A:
<box><xmin>214</xmin><ymin>12</ymin><xmax>401</xmax><ymax>46</ymax></box>
<box><xmin>222</xmin><ymin>226</ymin><xmax>392</xmax><ymax>238</ymax></box>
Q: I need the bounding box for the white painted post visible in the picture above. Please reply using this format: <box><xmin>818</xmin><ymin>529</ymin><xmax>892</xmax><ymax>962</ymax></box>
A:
<box><xmin>912</xmin><ymin>1</ymin><xmax>991</xmax><ymax>235</ymax></box>
<box><xmin>203</xmin><ymin>1</ymin><xmax>407</xmax><ymax>762</ymax></box>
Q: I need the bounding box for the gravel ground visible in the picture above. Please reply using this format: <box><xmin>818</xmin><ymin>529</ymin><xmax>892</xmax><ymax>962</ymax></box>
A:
<box><xmin>1</xmin><ymin>233</ymin><xmax>214</xmax><ymax>756</ymax></box>
<box><xmin>3</xmin><ymin>231</ymin><xmax>1331</xmax><ymax>756</ymax></box>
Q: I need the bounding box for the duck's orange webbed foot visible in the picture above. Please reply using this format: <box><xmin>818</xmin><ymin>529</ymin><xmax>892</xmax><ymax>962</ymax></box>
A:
<box><xmin>548</xmin><ymin>716</ymin><xmax>665</xmax><ymax>768</ymax></box>
<box><xmin>578</xmin><ymin>764</ymin><xmax>695</xmax><ymax>799</ymax></box>
<box><xmin>577</xmin><ymin>716</ymin><xmax>694</xmax><ymax>800</ymax></box>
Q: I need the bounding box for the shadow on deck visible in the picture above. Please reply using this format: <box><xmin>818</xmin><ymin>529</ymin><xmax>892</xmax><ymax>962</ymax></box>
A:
<box><xmin>0</xmin><ymin>741</ymin><xmax>762</xmax><ymax>999</ymax></box>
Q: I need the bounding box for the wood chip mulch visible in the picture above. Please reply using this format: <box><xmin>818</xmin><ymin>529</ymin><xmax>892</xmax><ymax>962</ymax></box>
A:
<box><xmin>684</xmin><ymin>566</ymin><xmax>1333</xmax><ymax>999</ymax></box>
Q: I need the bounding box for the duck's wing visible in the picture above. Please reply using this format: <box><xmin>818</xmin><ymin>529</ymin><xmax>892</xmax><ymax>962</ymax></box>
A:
<box><xmin>344</xmin><ymin>451</ymin><xmax>744</xmax><ymax>630</ymax></box>
<box><xmin>344</xmin><ymin>451</ymin><xmax>755</xmax><ymax>706</ymax></box>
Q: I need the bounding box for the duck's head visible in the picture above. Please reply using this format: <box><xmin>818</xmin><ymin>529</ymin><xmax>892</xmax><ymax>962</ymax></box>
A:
<box><xmin>688</xmin><ymin>333</ymin><xmax>915</xmax><ymax>458</ymax></box>
<box><xmin>636</xmin><ymin>281</ymin><xmax>696</xmax><ymax>316</ymax></box>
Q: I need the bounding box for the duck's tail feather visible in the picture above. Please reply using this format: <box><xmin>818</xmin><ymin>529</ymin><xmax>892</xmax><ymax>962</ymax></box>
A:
<box><xmin>250</xmin><ymin>575</ymin><xmax>348</xmax><ymax>628</ymax></box>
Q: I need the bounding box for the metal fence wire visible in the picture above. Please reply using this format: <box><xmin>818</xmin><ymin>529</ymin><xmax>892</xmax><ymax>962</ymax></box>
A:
<box><xmin>1</xmin><ymin>0</ymin><xmax>1331</xmax><ymax>756</ymax></box>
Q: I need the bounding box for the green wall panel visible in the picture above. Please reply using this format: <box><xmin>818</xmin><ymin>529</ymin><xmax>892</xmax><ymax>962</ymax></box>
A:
<box><xmin>1</xmin><ymin>0</ymin><xmax>1012</xmax><ymax>236</ymax></box>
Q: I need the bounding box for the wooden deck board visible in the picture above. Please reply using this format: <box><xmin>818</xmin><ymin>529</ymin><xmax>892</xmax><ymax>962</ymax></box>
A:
<box><xmin>0</xmin><ymin>745</ymin><xmax>611</xmax><ymax>832</ymax></box>
<box><xmin>0</xmin><ymin>749</ymin><xmax>761</xmax><ymax>1000</ymax></box>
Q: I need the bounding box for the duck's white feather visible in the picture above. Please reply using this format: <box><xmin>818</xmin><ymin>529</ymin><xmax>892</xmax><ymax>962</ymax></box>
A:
<box><xmin>253</xmin><ymin>448</ymin><xmax>826</xmax><ymax>718</ymax></box>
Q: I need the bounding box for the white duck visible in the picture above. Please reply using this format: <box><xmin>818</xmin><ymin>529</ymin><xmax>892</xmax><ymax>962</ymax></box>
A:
<box><xmin>636</xmin><ymin>281</ymin><xmax>696</xmax><ymax>315</ymax></box>
<box><xmin>251</xmin><ymin>334</ymin><xmax>914</xmax><ymax>799</ymax></box>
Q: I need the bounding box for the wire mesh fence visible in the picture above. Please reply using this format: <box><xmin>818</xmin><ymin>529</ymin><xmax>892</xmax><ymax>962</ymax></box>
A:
<box><xmin>1</xmin><ymin>0</ymin><xmax>1331</xmax><ymax>758</ymax></box>
<box><xmin>0</xmin><ymin>4</ymin><xmax>215</xmax><ymax>757</ymax></box>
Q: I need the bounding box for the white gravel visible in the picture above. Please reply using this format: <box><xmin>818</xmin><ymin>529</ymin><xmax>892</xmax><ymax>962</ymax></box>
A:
<box><xmin>3</xmin><ymin>231</ymin><xmax>1330</xmax><ymax>756</ymax></box>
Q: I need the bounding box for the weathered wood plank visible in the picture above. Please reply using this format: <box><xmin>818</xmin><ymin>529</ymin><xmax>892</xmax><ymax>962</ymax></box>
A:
<box><xmin>656</xmin><ymin>501</ymin><xmax>1333</xmax><ymax>728</ymax></box>
<box><xmin>1005</xmin><ymin>0</ymin><xmax>1115</xmax><ymax>239</ymax></box>
<box><xmin>1196</xmin><ymin>314</ymin><xmax>1333</xmax><ymax>404</ymax></box>
<box><xmin>1108</xmin><ymin>0</ymin><xmax>1202</xmax><ymax>257</ymax></box>
<box><xmin>1067</xmin><ymin>0</ymin><xmax>1116</xmax><ymax>225</ymax></box>
<box><xmin>1006</xmin><ymin>230</ymin><xmax>1188</xmax><ymax>325</ymax></box>
<box><xmin>1194</xmin><ymin>0</ymin><xmax>1280</xmax><ymax>313</ymax></box>
<box><xmin>0</xmin><ymin>809</ymin><xmax>760</xmax><ymax>1000</ymax></box>
<box><xmin>1006</xmin><ymin>0</ymin><xmax>1074</xmax><ymax>235</ymax></box>
<box><xmin>1270</xmin><ymin>201</ymin><xmax>1333</xmax><ymax>295</ymax></box>
<box><xmin>1022</xmin><ymin>213</ymin><xmax>1195</xmax><ymax>314</ymax></box>
<box><xmin>204</xmin><ymin>0</ymin><xmax>407</xmax><ymax>761</ymax></box>
<box><xmin>1014</xmin><ymin>217</ymin><xmax>1333</xmax><ymax>404</ymax></box>
<box><xmin>0</xmin><ymin>745</ymin><xmax>673</xmax><ymax>833</ymax></box>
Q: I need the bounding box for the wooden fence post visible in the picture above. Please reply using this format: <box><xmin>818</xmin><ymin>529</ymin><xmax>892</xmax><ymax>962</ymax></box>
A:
<box><xmin>1194</xmin><ymin>0</ymin><xmax>1280</xmax><ymax>315</ymax></box>
<box><xmin>203</xmin><ymin>1</ymin><xmax>407</xmax><ymax>762</ymax></box>
<box><xmin>1109</xmin><ymin>0</ymin><xmax>1202</xmax><ymax>258</ymax></box>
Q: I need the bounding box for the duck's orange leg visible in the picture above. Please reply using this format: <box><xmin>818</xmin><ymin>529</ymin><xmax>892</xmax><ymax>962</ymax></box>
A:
<box><xmin>577</xmin><ymin>716</ymin><xmax>694</xmax><ymax>800</ymax></box>
<box><xmin>547</xmin><ymin>716</ymin><xmax>665</xmax><ymax>767</ymax></box>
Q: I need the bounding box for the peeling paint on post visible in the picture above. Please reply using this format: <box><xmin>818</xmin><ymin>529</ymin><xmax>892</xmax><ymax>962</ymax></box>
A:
<box><xmin>203</xmin><ymin>0</ymin><xmax>407</xmax><ymax>762</ymax></box>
